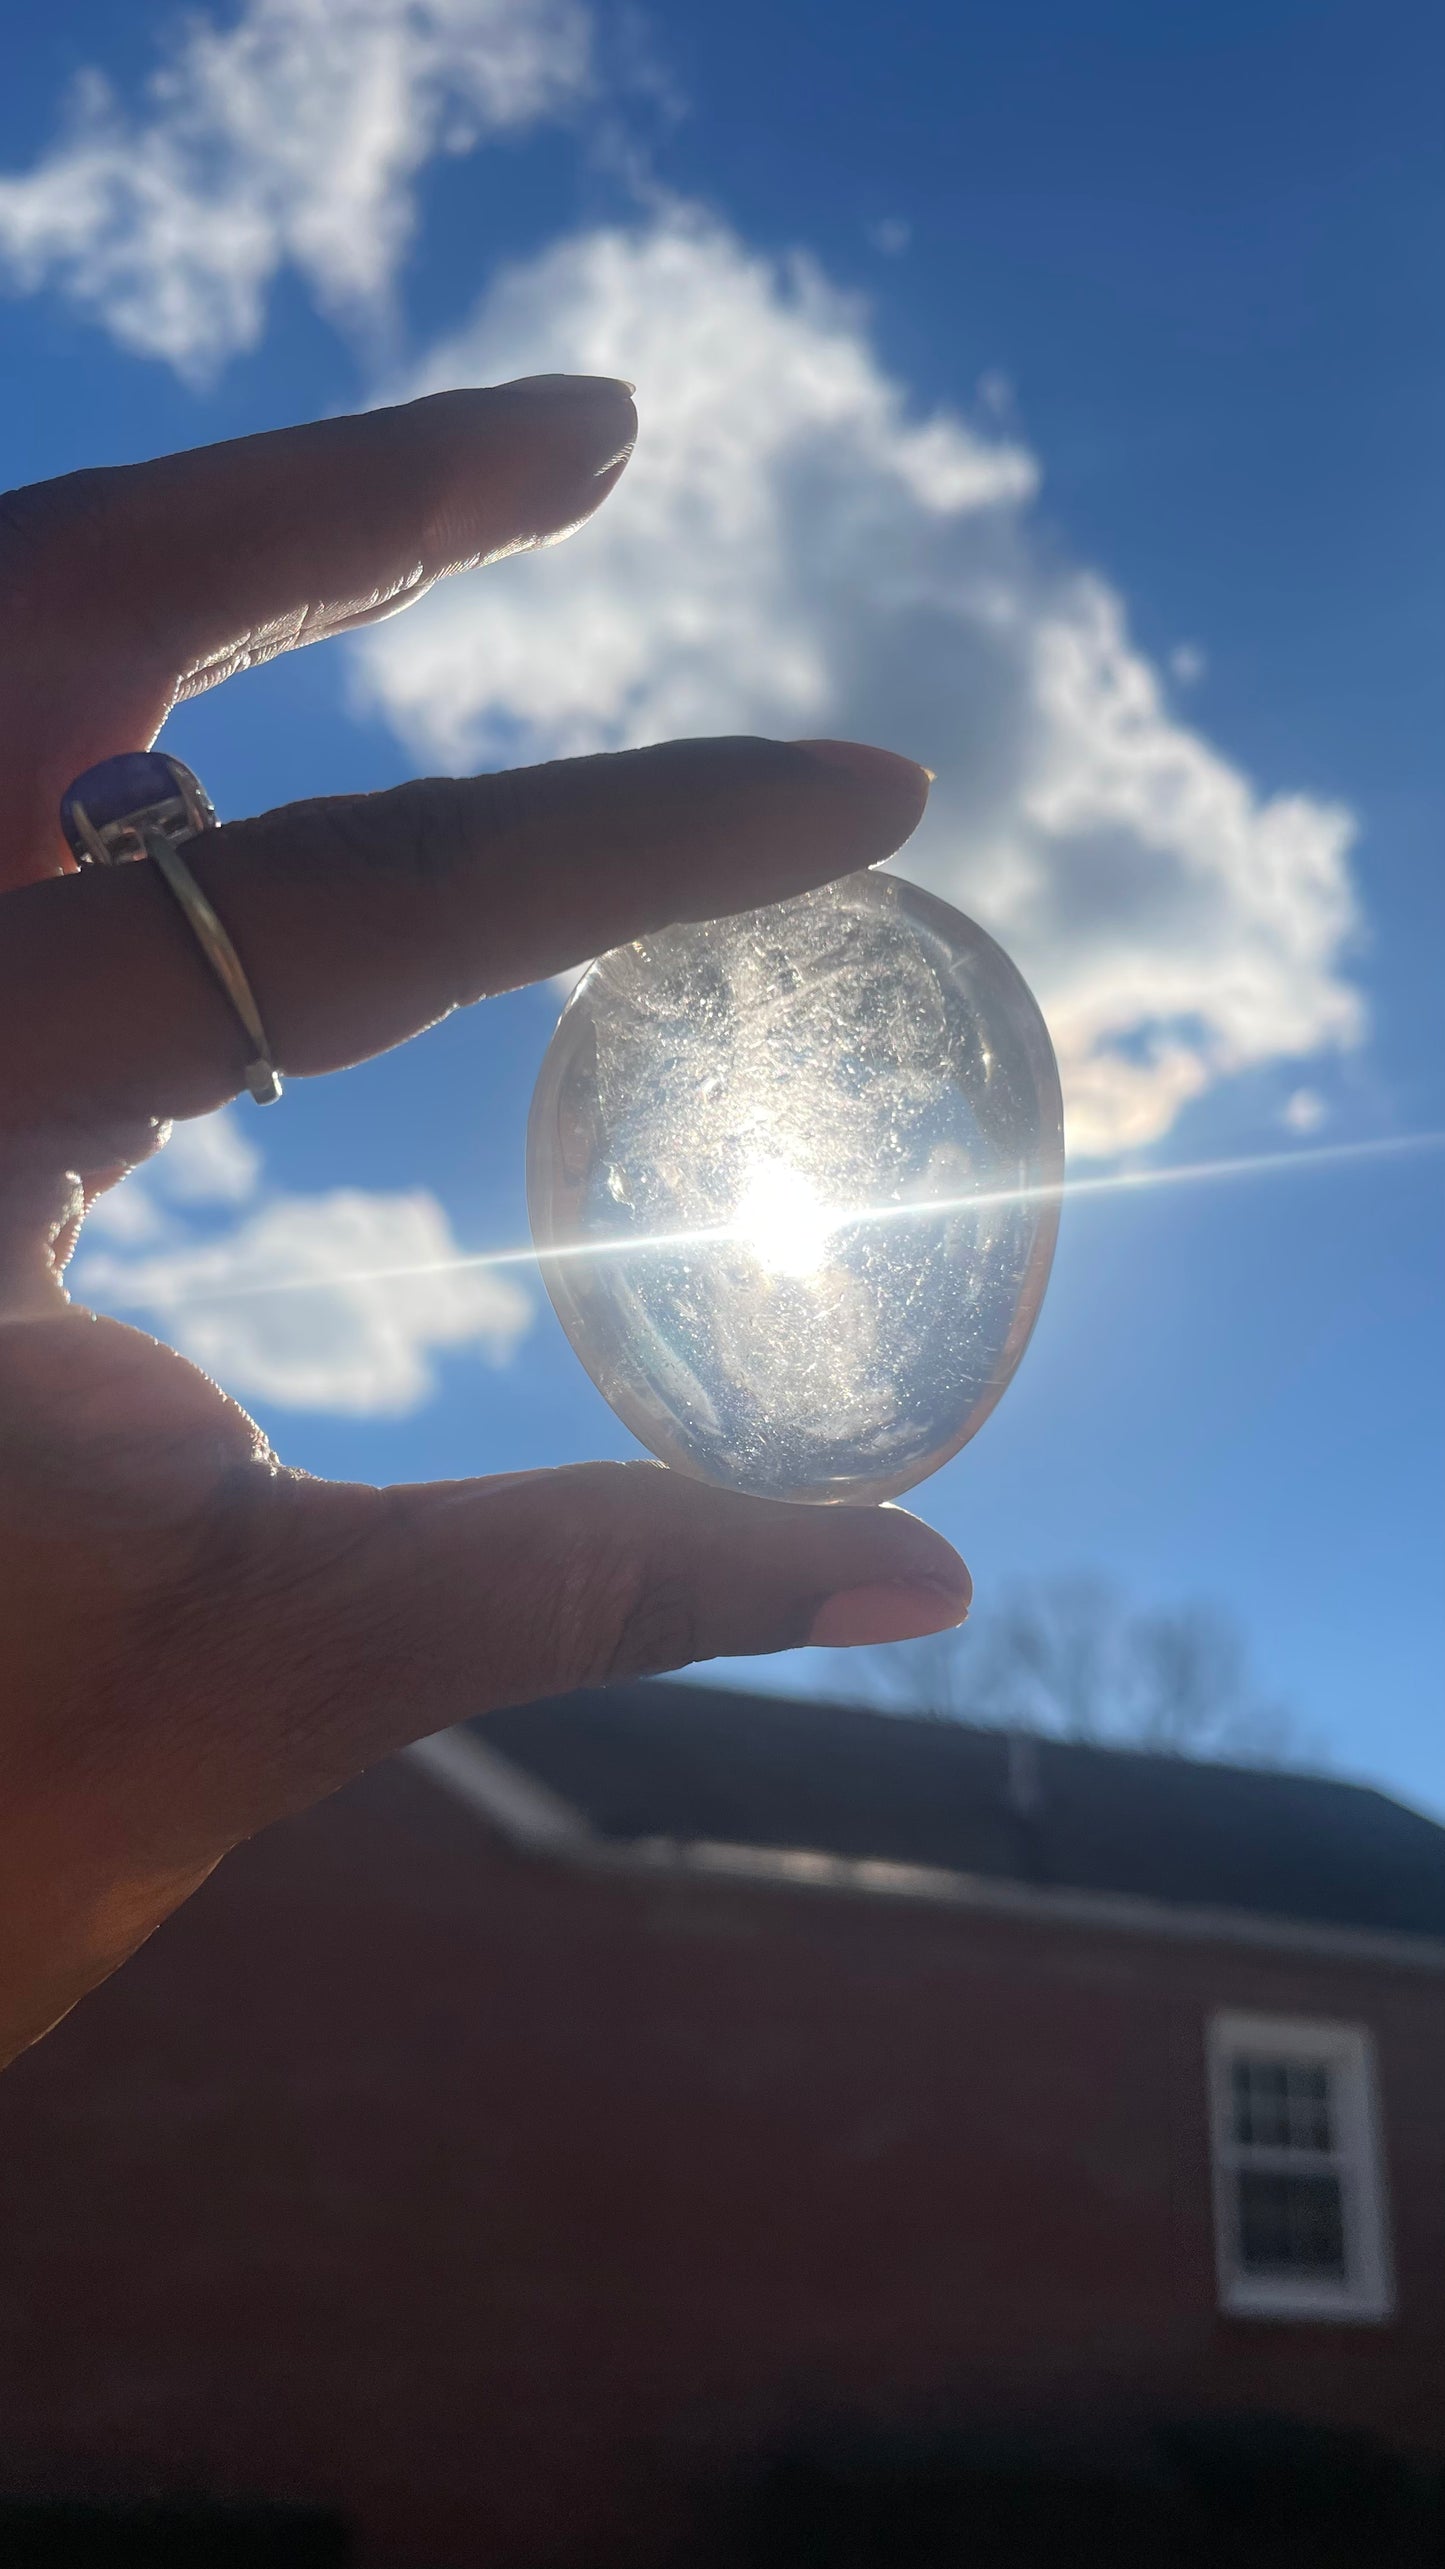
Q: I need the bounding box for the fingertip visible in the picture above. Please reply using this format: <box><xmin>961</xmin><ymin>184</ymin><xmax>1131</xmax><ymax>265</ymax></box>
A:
<box><xmin>807</xmin><ymin>1578</ymin><xmax>970</xmax><ymax>1649</ymax></box>
<box><xmin>791</xmin><ymin>738</ymin><xmax>932</xmax><ymax>855</ymax></box>
<box><xmin>532</xmin><ymin>445</ymin><xmax>636</xmax><ymax>553</ymax></box>
<box><xmin>498</xmin><ymin>373</ymin><xmax>638</xmax><ymax>461</ymax></box>
<box><xmin>402</xmin><ymin>377</ymin><xmax>638</xmax><ymax>559</ymax></box>
<box><xmin>874</xmin><ymin>1502</ymin><xmax>972</xmax><ymax>1604</ymax></box>
<box><xmin>513</xmin><ymin>381</ymin><xmax>637</xmax><ymax>543</ymax></box>
<box><xmin>794</xmin><ymin>738</ymin><xmax>932</xmax><ymax>794</ymax></box>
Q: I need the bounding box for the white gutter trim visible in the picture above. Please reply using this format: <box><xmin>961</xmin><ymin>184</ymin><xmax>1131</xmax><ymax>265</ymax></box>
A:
<box><xmin>406</xmin><ymin>1729</ymin><xmax>1445</xmax><ymax>1978</ymax></box>
<box><xmin>407</xmin><ymin>1727</ymin><xmax>592</xmax><ymax>1854</ymax></box>
<box><xmin>617</xmin><ymin>1834</ymin><xmax>1445</xmax><ymax>1974</ymax></box>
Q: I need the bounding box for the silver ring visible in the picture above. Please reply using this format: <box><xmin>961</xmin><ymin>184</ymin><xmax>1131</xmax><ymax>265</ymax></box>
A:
<box><xmin>60</xmin><ymin>751</ymin><xmax>282</xmax><ymax>1106</ymax></box>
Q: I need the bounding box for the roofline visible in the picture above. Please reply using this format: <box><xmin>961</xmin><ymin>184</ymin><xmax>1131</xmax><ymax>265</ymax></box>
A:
<box><xmin>408</xmin><ymin>1725</ymin><xmax>585</xmax><ymax>1851</ymax></box>
<box><xmin>406</xmin><ymin>1727</ymin><xmax>1445</xmax><ymax>1979</ymax></box>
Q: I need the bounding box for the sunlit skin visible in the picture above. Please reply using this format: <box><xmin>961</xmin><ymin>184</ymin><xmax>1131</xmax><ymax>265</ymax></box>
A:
<box><xmin>0</xmin><ymin>377</ymin><xmax>977</xmax><ymax>2067</ymax></box>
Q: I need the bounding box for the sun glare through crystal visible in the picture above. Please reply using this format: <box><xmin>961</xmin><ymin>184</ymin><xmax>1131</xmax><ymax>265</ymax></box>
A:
<box><xmin>731</xmin><ymin>1160</ymin><xmax>840</xmax><ymax>1278</ymax></box>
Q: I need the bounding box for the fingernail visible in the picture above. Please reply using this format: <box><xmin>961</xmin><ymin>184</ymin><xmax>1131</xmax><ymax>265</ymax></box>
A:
<box><xmin>518</xmin><ymin>373</ymin><xmax>637</xmax><ymax>400</ymax></box>
<box><xmin>512</xmin><ymin>375</ymin><xmax>638</xmax><ymax>470</ymax></box>
<box><xmin>513</xmin><ymin>378</ymin><xmax>638</xmax><ymax>529</ymax></box>
<box><xmin>794</xmin><ymin>739</ymin><xmax>933</xmax><ymax>799</ymax></box>
<box><xmin>807</xmin><ymin>1577</ymin><xmax>971</xmax><ymax>1650</ymax></box>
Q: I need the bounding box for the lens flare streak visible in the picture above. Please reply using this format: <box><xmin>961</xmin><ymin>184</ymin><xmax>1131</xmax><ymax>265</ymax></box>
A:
<box><xmin>127</xmin><ymin>1128</ymin><xmax>1445</xmax><ymax>1308</ymax></box>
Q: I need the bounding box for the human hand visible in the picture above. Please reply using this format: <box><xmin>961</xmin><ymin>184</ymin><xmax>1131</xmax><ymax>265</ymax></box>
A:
<box><xmin>0</xmin><ymin>376</ymin><xmax>971</xmax><ymax>2061</ymax></box>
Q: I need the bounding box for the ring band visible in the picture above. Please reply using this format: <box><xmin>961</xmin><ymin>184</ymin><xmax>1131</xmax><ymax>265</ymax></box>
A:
<box><xmin>142</xmin><ymin>828</ymin><xmax>282</xmax><ymax>1106</ymax></box>
<box><xmin>59</xmin><ymin>751</ymin><xmax>283</xmax><ymax>1106</ymax></box>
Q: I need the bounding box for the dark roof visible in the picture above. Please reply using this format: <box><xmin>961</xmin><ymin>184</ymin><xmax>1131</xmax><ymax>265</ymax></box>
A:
<box><xmin>480</xmin><ymin>1681</ymin><xmax>1445</xmax><ymax>1944</ymax></box>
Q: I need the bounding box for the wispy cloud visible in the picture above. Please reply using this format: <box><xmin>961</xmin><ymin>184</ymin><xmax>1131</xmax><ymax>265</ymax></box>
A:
<box><xmin>354</xmin><ymin>208</ymin><xmax>1362</xmax><ymax>1156</ymax></box>
<box><xmin>77</xmin><ymin>1112</ymin><xmax>532</xmax><ymax>1414</ymax></box>
<box><xmin>0</xmin><ymin>0</ymin><xmax>591</xmax><ymax>379</ymax></box>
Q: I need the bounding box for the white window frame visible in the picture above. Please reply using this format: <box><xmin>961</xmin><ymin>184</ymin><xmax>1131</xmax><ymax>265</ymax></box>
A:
<box><xmin>1206</xmin><ymin>2012</ymin><xmax>1394</xmax><ymax>2323</ymax></box>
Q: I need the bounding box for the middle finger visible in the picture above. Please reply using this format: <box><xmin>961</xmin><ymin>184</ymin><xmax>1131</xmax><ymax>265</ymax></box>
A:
<box><xmin>0</xmin><ymin>736</ymin><xmax>929</xmax><ymax>1166</ymax></box>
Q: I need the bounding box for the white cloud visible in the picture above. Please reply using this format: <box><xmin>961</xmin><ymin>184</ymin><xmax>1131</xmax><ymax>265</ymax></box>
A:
<box><xmin>0</xmin><ymin>0</ymin><xmax>590</xmax><ymax>378</ymax></box>
<box><xmin>1282</xmin><ymin>1086</ymin><xmax>1329</xmax><ymax>1135</ymax></box>
<box><xmin>353</xmin><ymin>208</ymin><xmax>1363</xmax><ymax>1157</ymax></box>
<box><xmin>80</xmin><ymin>1175</ymin><xmax>170</xmax><ymax>1247</ymax></box>
<box><xmin>76</xmin><ymin>1186</ymin><xmax>532</xmax><ymax>1415</ymax></box>
<box><xmin>155</xmin><ymin>1106</ymin><xmax>265</xmax><ymax>1205</ymax></box>
<box><xmin>81</xmin><ymin>1106</ymin><xmax>263</xmax><ymax>1241</ymax></box>
<box><xmin>1169</xmin><ymin>642</ymin><xmax>1207</xmax><ymax>685</ymax></box>
<box><xmin>356</xmin><ymin>211</ymin><xmax>1037</xmax><ymax>748</ymax></box>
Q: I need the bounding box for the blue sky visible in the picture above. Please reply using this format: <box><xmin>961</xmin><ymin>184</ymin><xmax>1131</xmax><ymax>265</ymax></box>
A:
<box><xmin>1</xmin><ymin>0</ymin><xmax>1440</xmax><ymax>1806</ymax></box>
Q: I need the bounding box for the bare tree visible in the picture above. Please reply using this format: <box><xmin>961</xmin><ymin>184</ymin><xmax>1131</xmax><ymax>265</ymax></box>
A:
<box><xmin>834</xmin><ymin>1574</ymin><xmax>1301</xmax><ymax>1766</ymax></box>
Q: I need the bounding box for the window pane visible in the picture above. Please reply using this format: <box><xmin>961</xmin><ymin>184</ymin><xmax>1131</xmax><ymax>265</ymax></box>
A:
<box><xmin>1231</xmin><ymin>2056</ymin><xmax>1334</xmax><ymax>2153</ymax></box>
<box><xmin>1236</xmin><ymin>2170</ymin><xmax>1347</xmax><ymax>2279</ymax></box>
<box><xmin>1290</xmin><ymin>2065</ymin><xmax>1333</xmax><ymax>2153</ymax></box>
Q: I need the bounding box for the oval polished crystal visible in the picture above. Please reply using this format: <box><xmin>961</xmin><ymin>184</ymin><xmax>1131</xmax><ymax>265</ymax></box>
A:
<box><xmin>527</xmin><ymin>869</ymin><xmax>1065</xmax><ymax>1504</ymax></box>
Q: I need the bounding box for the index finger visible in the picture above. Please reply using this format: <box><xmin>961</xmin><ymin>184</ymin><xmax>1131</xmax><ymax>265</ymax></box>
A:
<box><xmin>1</xmin><ymin>378</ymin><xmax>637</xmax><ymax>882</ymax></box>
<box><xmin>0</xmin><ymin>737</ymin><xmax>931</xmax><ymax>1171</ymax></box>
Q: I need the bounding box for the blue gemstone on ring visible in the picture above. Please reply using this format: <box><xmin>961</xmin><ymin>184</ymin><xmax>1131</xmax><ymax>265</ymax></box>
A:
<box><xmin>62</xmin><ymin>751</ymin><xmax>177</xmax><ymax>833</ymax></box>
<box><xmin>60</xmin><ymin>750</ymin><xmax>216</xmax><ymax>866</ymax></box>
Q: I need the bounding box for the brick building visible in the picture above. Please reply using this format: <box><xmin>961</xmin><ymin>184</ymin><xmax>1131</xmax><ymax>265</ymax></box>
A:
<box><xmin>1</xmin><ymin>1683</ymin><xmax>1443</xmax><ymax>2565</ymax></box>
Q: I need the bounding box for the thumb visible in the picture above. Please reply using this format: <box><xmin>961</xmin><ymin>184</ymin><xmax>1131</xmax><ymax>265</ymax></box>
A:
<box><xmin>0</xmin><ymin>1458</ymin><xmax>970</xmax><ymax>2062</ymax></box>
<box><xmin>197</xmin><ymin>1460</ymin><xmax>972</xmax><ymax>1832</ymax></box>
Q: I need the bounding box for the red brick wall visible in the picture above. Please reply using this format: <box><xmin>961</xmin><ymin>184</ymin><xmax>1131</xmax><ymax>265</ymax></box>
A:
<box><xmin>0</xmin><ymin>1754</ymin><xmax>1441</xmax><ymax>2567</ymax></box>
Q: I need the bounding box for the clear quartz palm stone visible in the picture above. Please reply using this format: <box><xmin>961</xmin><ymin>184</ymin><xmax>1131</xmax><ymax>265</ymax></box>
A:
<box><xmin>527</xmin><ymin>869</ymin><xmax>1064</xmax><ymax>1505</ymax></box>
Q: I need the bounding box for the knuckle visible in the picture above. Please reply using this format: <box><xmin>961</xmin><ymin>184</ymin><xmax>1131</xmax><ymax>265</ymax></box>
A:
<box><xmin>603</xmin><ymin>1575</ymin><xmax>701</xmax><ymax>1682</ymax></box>
<box><xmin>285</xmin><ymin>778</ymin><xmax>497</xmax><ymax>982</ymax></box>
<box><xmin>388</xmin><ymin>773</ymin><xmax>477</xmax><ymax>899</ymax></box>
<box><xmin>373</xmin><ymin>767</ymin><xmax>553</xmax><ymax>897</ymax></box>
<box><xmin>545</xmin><ymin>1462</ymin><xmax>703</xmax><ymax>1686</ymax></box>
<box><xmin>237</xmin><ymin>779</ymin><xmax>472</xmax><ymax>899</ymax></box>
<box><xmin>221</xmin><ymin>785</ymin><xmax>482</xmax><ymax>1002</ymax></box>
